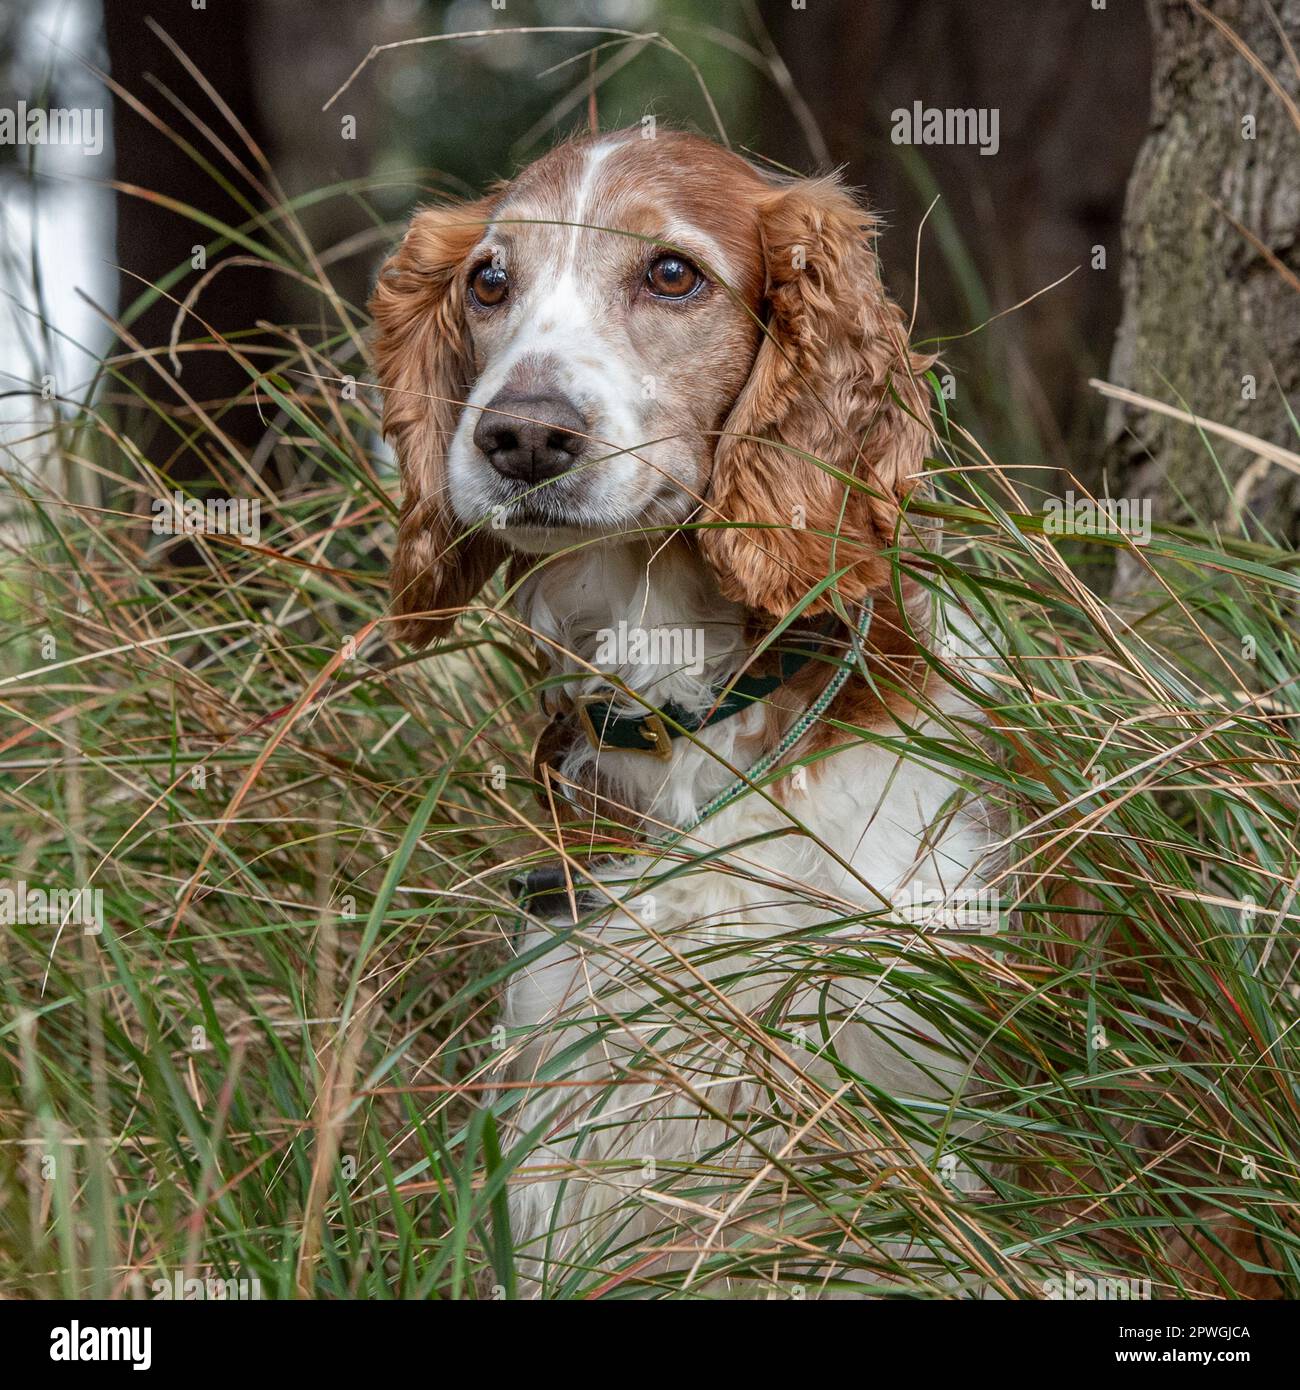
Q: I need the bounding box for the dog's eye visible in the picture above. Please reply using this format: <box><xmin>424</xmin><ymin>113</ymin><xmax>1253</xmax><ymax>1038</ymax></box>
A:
<box><xmin>470</xmin><ymin>263</ymin><xmax>509</xmax><ymax>308</ymax></box>
<box><xmin>645</xmin><ymin>255</ymin><xmax>702</xmax><ymax>299</ymax></box>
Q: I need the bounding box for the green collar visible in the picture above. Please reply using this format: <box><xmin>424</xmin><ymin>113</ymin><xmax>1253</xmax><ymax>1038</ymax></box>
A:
<box><xmin>571</xmin><ymin>621</ymin><xmax>845</xmax><ymax>761</ymax></box>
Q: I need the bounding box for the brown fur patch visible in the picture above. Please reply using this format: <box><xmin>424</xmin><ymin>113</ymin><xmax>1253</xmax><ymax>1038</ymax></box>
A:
<box><xmin>371</xmin><ymin>195</ymin><xmax>506</xmax><ymax>643</ymax></box>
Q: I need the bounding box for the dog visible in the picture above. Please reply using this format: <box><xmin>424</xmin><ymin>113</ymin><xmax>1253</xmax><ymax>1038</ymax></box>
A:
<box><xmin>371</xmin><ymin>128</ymin><xmax>1001</xmax><ymax>1296</ymax></box>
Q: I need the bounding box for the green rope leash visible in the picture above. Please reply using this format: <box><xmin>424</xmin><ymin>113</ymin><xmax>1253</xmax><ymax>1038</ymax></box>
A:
<box><xmin>672</xmin><ymin>598</ymin><xmax>875</xmax><ymax>840</ymax></box>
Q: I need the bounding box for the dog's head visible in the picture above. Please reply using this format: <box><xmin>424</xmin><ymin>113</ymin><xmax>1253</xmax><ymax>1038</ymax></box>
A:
<box><xmin>371</xmin><ymin>129</ymin><xmax>931</xmax><ymax>644</ymax></box>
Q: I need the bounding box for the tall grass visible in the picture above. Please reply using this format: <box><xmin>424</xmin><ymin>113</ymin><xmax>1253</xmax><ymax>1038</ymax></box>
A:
<box><xmin>1</xmin><ymin>21</ymin><xmax>1298</xmax><ymax>1300</ymax></box>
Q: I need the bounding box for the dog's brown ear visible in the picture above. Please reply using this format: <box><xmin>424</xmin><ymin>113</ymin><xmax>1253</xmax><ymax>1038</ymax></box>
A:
<box><xmin>700</xmin><ymin>176</ymin><xmax>933</xmax><ymax>619</ymax></box>
<box><xmin>371</xmin><ymin>197</ymin><xmax>505</xmax><ymax>646</ymax></box>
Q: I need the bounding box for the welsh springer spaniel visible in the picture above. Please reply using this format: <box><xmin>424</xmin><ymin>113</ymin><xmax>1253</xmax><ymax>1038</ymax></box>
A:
<box><xmin>372</xmin><ymin>128</ymin><xmax>997</xmax><ymax>1295</ymax></box>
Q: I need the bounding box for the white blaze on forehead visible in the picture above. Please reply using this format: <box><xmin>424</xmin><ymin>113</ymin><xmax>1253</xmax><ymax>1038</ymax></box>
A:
<box><xmin>483</xmin><ymin>135</ymin><xmax>628</xmax><ymax>271</ymax></box>
<box><xmin>566</xmin><ymin>136</ymin><xmax>625</xmax><ymax>263</ymax></box>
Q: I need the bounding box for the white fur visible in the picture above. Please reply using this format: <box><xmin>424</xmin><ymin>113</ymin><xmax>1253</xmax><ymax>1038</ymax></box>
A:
<box><xmin>499</xmin><ymin>543</ymin><xmax>997</xmax><ymax>1295</ymax></box>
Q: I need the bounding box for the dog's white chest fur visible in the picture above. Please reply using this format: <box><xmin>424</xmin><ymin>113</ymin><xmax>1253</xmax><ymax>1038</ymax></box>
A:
<box><xmin>501</xmin><ymin>547</ymin><xmax>994</xmax><ymax>1291</ymax></box>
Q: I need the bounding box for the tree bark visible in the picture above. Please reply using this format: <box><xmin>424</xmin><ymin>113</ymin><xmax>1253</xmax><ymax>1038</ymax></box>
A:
<box><xmin>1104</xmin><ymin>0</ymin><xmax>1300</xmax><ymax>590</ymax></box>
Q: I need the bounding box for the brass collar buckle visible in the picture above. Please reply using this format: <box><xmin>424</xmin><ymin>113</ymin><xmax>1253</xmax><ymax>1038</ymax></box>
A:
<box><xmin>574</xmin><ymin>695</ymin><xmax>674</xmax><ymax>761</ymax></box>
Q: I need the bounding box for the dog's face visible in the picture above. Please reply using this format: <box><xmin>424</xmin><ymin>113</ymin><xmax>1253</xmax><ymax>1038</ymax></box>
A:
<box><xmin>372</xmin><ymin>129</ymin><xmax>931</xmax><ymax>644</ymax></box>
<box><xmin>445</xmin><ymin>136</ymin><xmax>766</xmax><ymax>553</ymax></box>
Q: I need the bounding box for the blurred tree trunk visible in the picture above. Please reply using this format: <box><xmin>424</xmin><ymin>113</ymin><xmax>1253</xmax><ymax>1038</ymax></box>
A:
<box><xmin>1104</xmin><ymin>0</ymin><xmax>1300</xmax><ymax>591</ymax></box>
<box><xmin>104</xmin><ymin>0</ymin><xmax>279</xmax><ymax>469</ymax></box>
<box><xmin>247</xmin><ymin>1</ymin><xmax>395</xmax><ymax>318</ymax></box>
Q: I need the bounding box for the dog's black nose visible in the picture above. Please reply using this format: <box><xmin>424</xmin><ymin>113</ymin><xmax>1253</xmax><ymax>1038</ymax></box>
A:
<box><xmin>473</xmin><ymin>393</ymin><xmax>588</xmax><ymax>484</ymax></box>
